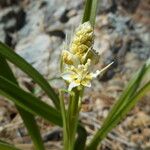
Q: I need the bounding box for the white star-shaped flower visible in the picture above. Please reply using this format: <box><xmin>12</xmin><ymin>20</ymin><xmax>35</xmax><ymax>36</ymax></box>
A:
<box><xmin>62</xmin><ymin>59</ymin><xmax>113</xmax><ymax>91</ymax></box>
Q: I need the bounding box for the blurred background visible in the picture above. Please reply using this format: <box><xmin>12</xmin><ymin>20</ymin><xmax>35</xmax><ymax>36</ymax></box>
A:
<box><xmin>0</xmin><ymin>0</ymin><xmax>150</xmax><ymax>149</ymax></box>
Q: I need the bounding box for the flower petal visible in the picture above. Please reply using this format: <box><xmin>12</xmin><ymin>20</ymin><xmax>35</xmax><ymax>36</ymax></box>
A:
<box><xmin>91</xmin><ymin>70</ymin><xmax>100</xmax><ymax>78</ymax></box>
<box><xmin>68</xmin><ymin>82</ymin><xmax>80</xmax><ymax>91</ymax></box>
<box><xmin>61</xmin><ymin>72</ymin><xmax>74</xmax><ymax>82</ymax></box>
<box><xmin>99</xmin><ymin>62</ymin><xmax>113</xmax><ymax>74</ymax></box>
<box><xmin>81</xmin><ymin>80</ymin><xmax>91</xmax><ymax>87</ymax></box>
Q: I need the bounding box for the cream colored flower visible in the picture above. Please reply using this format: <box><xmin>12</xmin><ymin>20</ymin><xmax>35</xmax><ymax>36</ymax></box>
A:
<box><xmin>61</xmin><ymin>22</ymin><xmax>113</xmax><ymax>91</ymax></box>
<box><xmin>62</xmin><ymin>59</ymin><xmax>100</xmax><ymax>91</ymax></box>
<box><xmin>62</xmin><ymin>50</ymin><xmax>80</xmax><ymax>66</ymax></box>
<box><xmin>62</xmin><ymin>60</ymin><xmax>113</xmax><ymax>91</ymax></box>
<box><xmin>81</xmin><ymin>48</ymin><xmax>100</xmax><ymax>64</ymax></box>
<box><xmin>70</xmin><ymin>22</ymin><xmax>94</xmax><ymax>61</ymax></box>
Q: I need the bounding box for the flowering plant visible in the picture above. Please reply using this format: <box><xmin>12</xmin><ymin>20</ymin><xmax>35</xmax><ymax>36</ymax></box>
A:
<box><xmin>0</xmin><ymin>0</ymin><xmax>149</xmax><ymax>150</ymax></box>
<box><xmin>61</xmin><ymin>22</ymin><xmax>112</xmax><ymax>91</ymax></box>
<box><xmin>60</xmin><ymin>21</ymin><xmax>113</xmax><ymax>150</ymax></box>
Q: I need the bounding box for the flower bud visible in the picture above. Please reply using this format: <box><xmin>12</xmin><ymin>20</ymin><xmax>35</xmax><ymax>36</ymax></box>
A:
<box><xmin>62</xmin><ymin>50</ymin><xmax>79</xmax><ymax>66</ymax></box>
<box><xmin>70</xmin><ymin>22</ymin><xmax>94</xmax><ymax>60</ymax></box>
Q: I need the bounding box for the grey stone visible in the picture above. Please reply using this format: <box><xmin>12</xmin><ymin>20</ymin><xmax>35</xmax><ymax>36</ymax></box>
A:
<box><xmin>98</xmin><ymin>0</ymin><xmax>114</xmax><ymax>12</ymax></box>
<box><xmin>16</xmin><ymin>34</ymin><xmax>51</xmax><ymax>75</ymax></box>
<box><xmin>0</xmin><ymin>24</ymin><xmax>5</xmax><ymax>42</ymax></box>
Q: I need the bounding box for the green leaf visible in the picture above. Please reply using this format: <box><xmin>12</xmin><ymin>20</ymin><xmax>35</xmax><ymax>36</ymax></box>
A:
<box><xmin>87</xmin><ymin>81</ymin><xmax>150</xmax><ymax>150</ymax></box>
<box><xmin>0</xmin><ymin>42</ymin><xmax>60</xmax><ymax>109</ymax></box>
<box><xmin>82</xmin><ymin>0</ymin><xmax>98</xmax><ymax>26</ymax></box>
<box><xmin>101</xmin><ymin>64</ymin><xmax>146</xmax><ymax>126</ymax></box>
<box><xmin>75</xmin><ymin>124</ymin><xmax>87</xmax><ymax>150</ymax></box>
<box><xmin>0</xmin><ymin>55</ymin><xmax>18</xmax><ymax>84</ymax></box>
<box><xmin>17</xmin><ymin>108</ymin><xmax>45</xmax><ymax>150</ymax></box>
<box><xmin>86</xmin><ymin>61</ymin><xmax>150</xmax><ymax>150</ymax></box>
<box><xmin>0</xmin><ymin>76</ymin><xmax>62</xmax><ymax>126</ymax></box>
<box><xmin>0</xmin><ymin>76</ymin><xmax>86</xmax><ymax>148</ymax></box>
<box><xmin>99</xmin><ymin>60</ymin><xmax>150</xmax><ymax>132</ymax></box>
<box><xmin>0</xmin><ymin>141</ymin><xmax>20</xmax><ymax>150</ymax></box>
<box><xmin>59</xmin><ymin>90</ymin><xmax>68</xmax><ymax>150</ymax></box>
<box><xmin>0</xmin><ymin>55</ymin><xmax>45</xmax><ymax>150</ymax></box>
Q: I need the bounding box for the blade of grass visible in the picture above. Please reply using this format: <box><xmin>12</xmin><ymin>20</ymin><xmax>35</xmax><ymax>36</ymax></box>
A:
<box><xmin>0</xmin><ymin>140</ymin><xmax>8</xmax><ymax>144</ymax></box>
<box><xmin>75</xmin><ymin>124</ymin><xmax>87</xmax><ymax>150</ymax></box>
<box><xmin>82</xmin><ymin>0</ymin><xmax>98</xmax><ymax>26</ymax></box>
<box><xmin>0</xmin><ymin>76</ymin><xmax>62</xmax><ymax>126</ymax></box>
<box><xmin>0</xmin><ymin>42</ymin><xmax>59</xmax><ymax>109</ymax></box>
<box><xmin>86</xmin><ymin>61</ymin><xmax>150</xmax><ymax>150</ymax></box>
<box><xmin>0</xmin><ymin>55</ymin><xmax>45</xmax><ymax>150</ymax></box>
<box><xmin>109</xmin><ymin>61</ymin><xmax>150</xmax><ymax>123</ymax></box>
<box><xmin>0</xmin><ymin>76</ymin><xmax>85</xmax><ymax>148</ymax></box>
<box><xmin>108</xmin><ymin>81</ymin><xmax>150</xmax><ymax>132</ymax></box>
<box><xmin>59</xmin><ymin>90</ymin><xmax>69</xmax><ymax>150</ymax></box>
<box><xmin>17</xmin><ymin>108</ymin><xmax>45</xmax><ymax>150</ymax></box>
<box><xmin>0</xmin><ymin>55</ymin><xmax>18</xmax><ymax>84</ymax></box>
<box><xmin>99</xmin><ymin>64</ymin><xmax>146</xmax><ymax>128</ymax></box>
<box><xmin>95</xmin><ymin>60</ymin><xmax>150</xmax><ymax>132</ymax></box>
<box><xmin>0</xmin><ymin>141</ymin><xmax>20</xmax><ymax>150</ymax></box>
<box><xmin>86</xmin><ymin>81</ymin><xmax>150</xmax><ymax>150</ymax></box>
<box><xmin>82</xmin><ymin>0</ymin><xmax>92</xmax><ymax>23</ymax></box>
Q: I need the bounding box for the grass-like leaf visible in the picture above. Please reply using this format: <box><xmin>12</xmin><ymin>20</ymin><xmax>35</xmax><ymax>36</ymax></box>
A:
<box><xmin>0</xmin><ymin>76</ymin><xmax>87</xmax><ymax>149</ymax></box>
<box><xmin>97</xmin><ymin>60</ymin><xmax>150</xmax><ymax>134</ymax></box>
<box><xmin>86</xmin><ymin>60</ymin><xmax>150</xmax><ymax>150</ymax></box>
<box><xmin>0</xmin><ymin>76</ymin><xmax>62</xmax><ymax>126</ymax></box>
<box><xmin>0</xmin><ymin>55</ymin><xmax>18</xmax><ymax>84</ymax></box>
<box><xmin>75</xmin><ymin>124</ymin><xmax>87</xmax><ymax>150</ymax></box>
<box><xmin>59</xmin><ymin>90</ymin><xmax>68</xmax><ymax>149</ymax></box>
<box><xmin>99</xmin><ymin>64</ymin><xmax>147</xmax><ymax>127</ymax></box>
<box><xmin>17</xmin><ymin>108</ymin><xmax>45</xmax><ymax>150</ymax></box>
<box><xmin>82</xmin><ymin>0</ymin><xmax>98</xmax><ymax>26</ymax></box>
<box><xmin>0</xmin><ymin>42</ymin><xmax>60</xmax><ymax>109</ymax></box>
<box><xmin>0</xmin><ymin>55</ymin><xmax>45</xmax><ymax>150</ymax></box>
<box><xmin>0</xmin><ymin>141</ymin><xmax>20</xmax><ymax>150</ymax></box>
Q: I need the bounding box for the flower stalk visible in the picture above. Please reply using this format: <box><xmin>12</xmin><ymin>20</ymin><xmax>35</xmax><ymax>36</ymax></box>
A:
<box><xmin>60</xmin><ymin>21</ymin><xmax>112</xmax><ymax>150</ymax></box>
<box><xmin>67</xmin><ymin>88</ymin><xmax>84</xmax><ymax>149</ymax></box>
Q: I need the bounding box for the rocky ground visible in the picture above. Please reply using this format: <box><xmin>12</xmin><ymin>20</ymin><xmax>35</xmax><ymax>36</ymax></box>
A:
<box><xmin>0</xmin><ymin>0</ymin><xmax>150</xmax><ymax>150</ymax></box>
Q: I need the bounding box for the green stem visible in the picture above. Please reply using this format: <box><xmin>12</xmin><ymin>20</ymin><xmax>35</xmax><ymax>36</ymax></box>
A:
<box><xmin>68</xmin><ymin>88</ymin><xmax>84</xmax><ymax>150</ymax></box>
<box><xmin>82</xmin><ymin>0</ymin><xmax>98</xmax><ymax>27</ymax></box>
<box><xmin>60</xmin><ymin>87</ymin><xmax>84</xmax><ymax>150</ymax></box>
<box><xmin>59</xmin><ymin>90</ymin><xmax>68</xmax><ymax>150</ymax></box>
